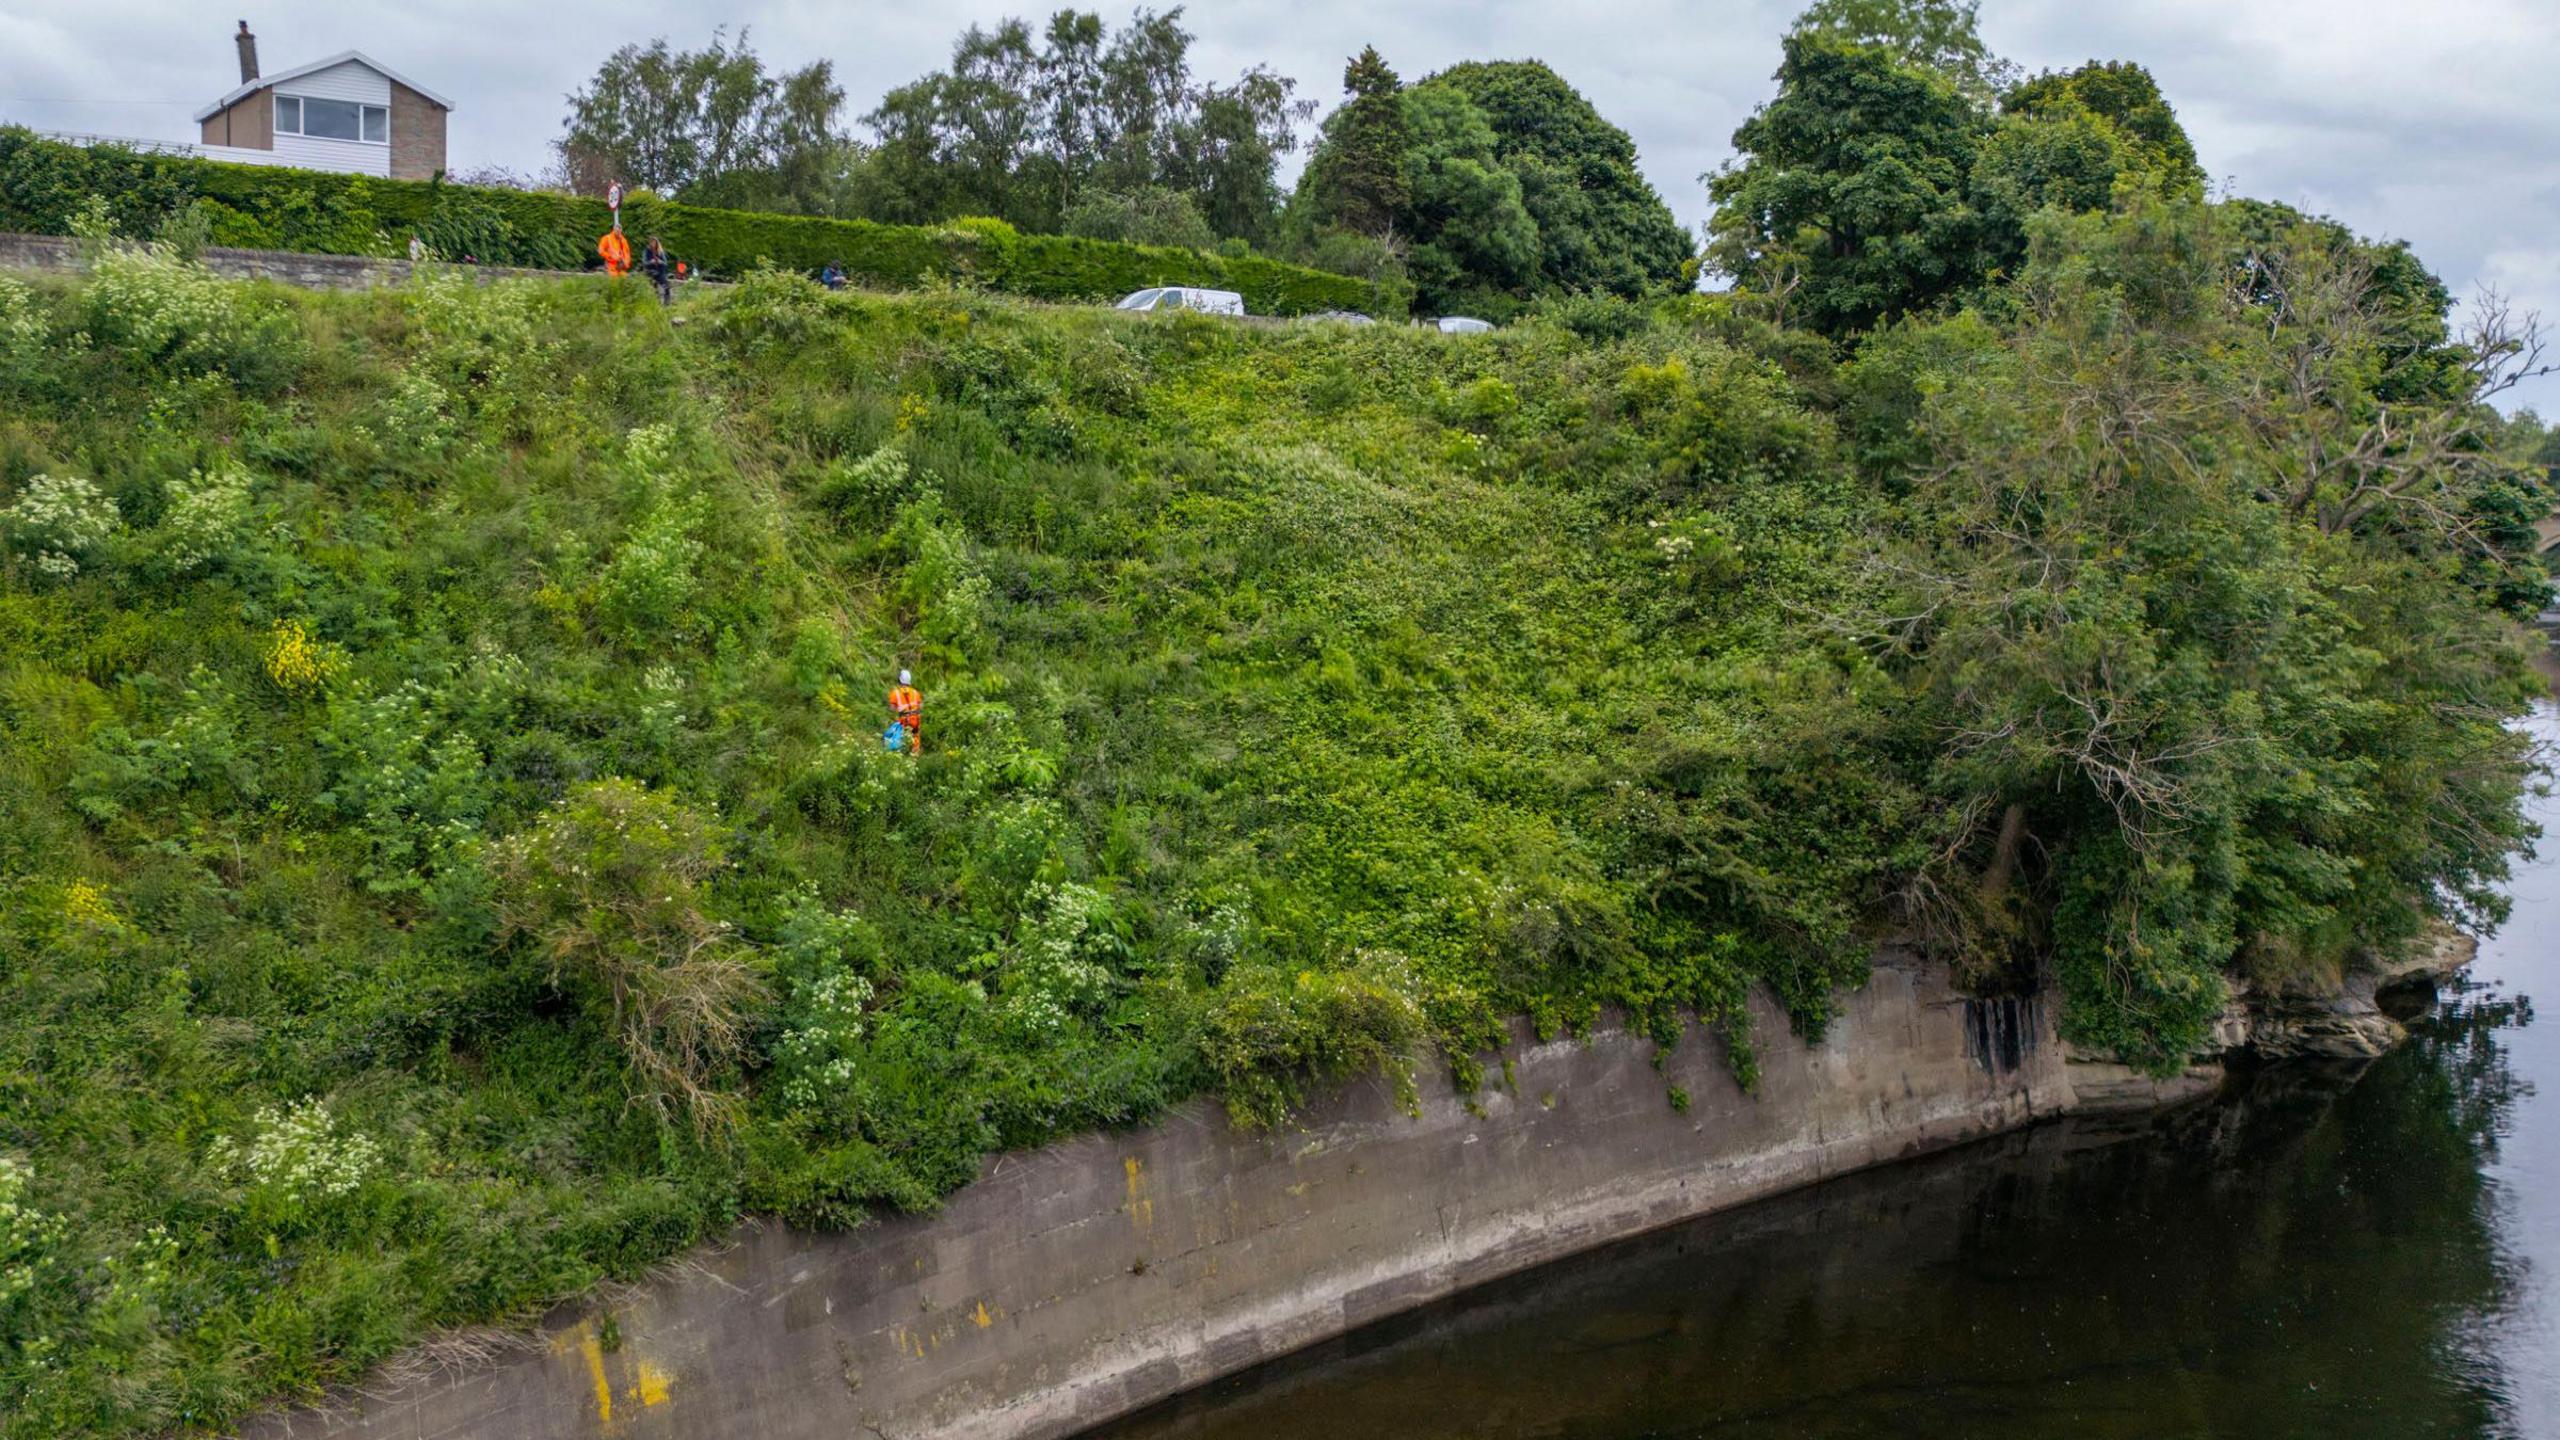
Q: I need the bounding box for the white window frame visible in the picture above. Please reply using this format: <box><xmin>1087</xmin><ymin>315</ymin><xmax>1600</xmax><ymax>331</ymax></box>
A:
<box><xmin>274</xmin><ymin>93</ymin><xmax>390</xmax><ymax>146</ymax></box>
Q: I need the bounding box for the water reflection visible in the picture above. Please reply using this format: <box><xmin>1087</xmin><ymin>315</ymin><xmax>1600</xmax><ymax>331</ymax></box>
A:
<box><xmin>1096</xmin><ymin>711</ymin><xmax>2557</xmax><ymax>1440</ymax></box>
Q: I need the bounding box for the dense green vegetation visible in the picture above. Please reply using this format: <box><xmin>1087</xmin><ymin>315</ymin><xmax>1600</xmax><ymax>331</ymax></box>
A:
<box><xmin>0</xmin><ymin>2</ymin><xmax>2550</xmax><ymax>1433</ymax></box>
<box><xmin>544</xmin><ymin>15</ymin><xmax>1690</xmax><ymax>316</ymax></box>
<box><xmin>1286</xmin><ymin>56</ymin><xmax>1691</xmax><ymax>315</ymax></box>
<box><xmin>0</xmin><ymin>128</ymin><xmax>1386</xmax><ymax>316</ymax></box>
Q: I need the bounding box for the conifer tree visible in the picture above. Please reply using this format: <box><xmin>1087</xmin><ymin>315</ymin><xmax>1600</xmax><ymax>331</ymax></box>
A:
<box><xmin>1313</xmin><ymin>46</ymin><xmax>1411</xmax><ymax>237</ymax></box>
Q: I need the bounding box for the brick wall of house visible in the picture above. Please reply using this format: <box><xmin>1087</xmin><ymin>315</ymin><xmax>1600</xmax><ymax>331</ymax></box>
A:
<box><xmin>388</xmin><ymin>83</ymin><xmax>446</xmax><ymax>181</ymax></box>
<box><xmin>199</xmin><ymin>91</ymin><xmax>274</xmax><ymax>151</ymax></box>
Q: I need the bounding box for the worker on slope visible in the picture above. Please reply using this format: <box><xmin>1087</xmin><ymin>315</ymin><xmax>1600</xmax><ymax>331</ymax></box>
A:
<box><xmin>887</xmin><ymin>669</ymin><xmax>923</xmax><ymax>756</ymax></box>
<box><xmin>598</xmin><ymin>227</ymin><xmax>632</xmax><ymax>277</ymax></box>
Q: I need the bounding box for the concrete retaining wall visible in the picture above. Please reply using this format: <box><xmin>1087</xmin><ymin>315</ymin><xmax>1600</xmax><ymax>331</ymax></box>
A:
<box><xmin>245</xmin><ymin>953</ymin><xmax>2069</xmax><ymax>1440</ymax></box>
<box><xmin>0</xmin><ymin>231</ymin><xmax>568</xmax><ymax>290</ymax></box>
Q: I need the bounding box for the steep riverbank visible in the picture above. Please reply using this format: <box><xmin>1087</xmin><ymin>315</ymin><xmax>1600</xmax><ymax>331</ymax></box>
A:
<box><xmin>245</xmin><ymin>937</ymin><xmax>2474</xmax><ymax>1440</ymax></box>
<box><xmin>246</xmin><ymin>954</ymin><xmax>2070</xmax><ymax>1439</ymax></box>
<box><xmin>1096</xmin><ymin>706</ymin><xmax>2560</xmax><ymax>1440</ymax></box>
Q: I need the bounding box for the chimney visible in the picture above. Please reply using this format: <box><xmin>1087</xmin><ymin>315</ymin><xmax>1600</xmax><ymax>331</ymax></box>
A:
<box><xmin>236</xmin><ymin>21</ymin><xmax>259</xmax><ymax>84</ymax></box>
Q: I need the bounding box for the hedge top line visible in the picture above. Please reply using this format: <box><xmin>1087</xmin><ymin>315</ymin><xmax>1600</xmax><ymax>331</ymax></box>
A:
<box><xmin>0</xmin><ymin>129</ymin><xmax>1397</xmax><ymax>318</ymax></box>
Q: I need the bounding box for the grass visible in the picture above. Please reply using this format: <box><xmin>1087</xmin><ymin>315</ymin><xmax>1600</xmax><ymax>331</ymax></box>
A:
<box><xmin>0</xmin><ymin>258</ymin><xmax>1869</xmax><ymax>1434</ymax></box>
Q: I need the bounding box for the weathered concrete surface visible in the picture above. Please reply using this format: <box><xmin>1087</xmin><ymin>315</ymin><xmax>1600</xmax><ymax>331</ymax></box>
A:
<box><xmin>244</xmin><ymin>953</ymin><xmax>2067</xmax><ymax>1440</ymax></box>
<box><xmin>0</xmin><ymin>230</ymin><xmax>567</xmax><ymax>290</ymax></box>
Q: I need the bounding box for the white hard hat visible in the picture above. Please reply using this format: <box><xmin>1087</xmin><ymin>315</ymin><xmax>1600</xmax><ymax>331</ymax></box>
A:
<box><xmin>898</xmin><ymin>669</ymin><xmax>912</xmax><ymax>685</ymax></box>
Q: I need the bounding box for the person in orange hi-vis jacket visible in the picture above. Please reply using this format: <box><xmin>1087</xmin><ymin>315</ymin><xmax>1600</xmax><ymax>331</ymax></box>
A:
<box><xmin>598</xmin><ymin>227</ymin><xmax>632</xmax><ymax>277</ymax></box>
<box><xmin>888</xmin><ymin>669</ymin><xmax>923</xmax><ymax>755</ymax></box>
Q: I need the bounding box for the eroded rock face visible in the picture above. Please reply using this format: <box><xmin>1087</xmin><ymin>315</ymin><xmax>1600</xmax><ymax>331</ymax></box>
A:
<box><xmin>2061</xmin><ymin>929</ymin><xmax>2475</xmax><ymax>1108</ymax></box>
<box><xmin>2240</xmin><ymin>930</ymin><xmax>2477</xmax><ymax>1061</ymax></box>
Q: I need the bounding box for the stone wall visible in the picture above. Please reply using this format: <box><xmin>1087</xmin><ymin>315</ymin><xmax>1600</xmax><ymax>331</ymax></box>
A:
<box><xmin>244</xmin><ymin>953</ymin><xmax>2073</xmax><ymax>1440</ymax></box>
<box><xmin>0</xmin><ymin>231</ymin><xmax>561</xmax><ymax>290</ymax></box>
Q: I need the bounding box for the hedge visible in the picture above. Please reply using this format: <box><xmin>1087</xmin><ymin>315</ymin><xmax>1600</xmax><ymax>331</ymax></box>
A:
<box><xmin>0</xmin><ymin>128</ymin><xmax>1400</xmax><ymax>317</ymax></box>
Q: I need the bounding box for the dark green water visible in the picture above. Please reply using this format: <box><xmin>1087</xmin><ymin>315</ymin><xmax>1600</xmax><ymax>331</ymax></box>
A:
<box><xmin>1096</xmin><ymin>709</ymin><xmax>2559</xmax><ymax>1440</ymax></box>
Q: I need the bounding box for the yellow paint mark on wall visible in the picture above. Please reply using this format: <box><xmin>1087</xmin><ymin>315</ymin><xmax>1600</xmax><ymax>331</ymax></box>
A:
<box><xmin>627</xmin><ymin>1361</ymin><xmax>671</xmax><ymax>1407</ymax></box>
<box><xmin>579</xmin><ymin>1330</ymin><xmax>613</xmax><ymax>1427</ymax></box>
<box><xmin>1125</xmin><ymin>1155</ymin><xmax>1154</xmax><ymax>1231</ymax></box>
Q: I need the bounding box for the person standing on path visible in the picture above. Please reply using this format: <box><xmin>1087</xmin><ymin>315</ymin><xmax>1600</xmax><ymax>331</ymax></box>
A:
<box><xmin>643</xmin><ymin>235</ymin><xmax>673</xmax><ymax>306</ymax></box>
<box><xmin>887</xmin><ymin>670</ymin><xmax>923</xmax><ymax>755</ymax></box>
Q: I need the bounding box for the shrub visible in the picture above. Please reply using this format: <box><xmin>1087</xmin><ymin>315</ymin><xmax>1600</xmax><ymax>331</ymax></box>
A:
<box><xmin>2</xmin><ymin>474</ymin><xmax>121</xmax><ymax>580</ymax></box>
<box><xmin>492</xmin><ymin>779</ymin><xmax>768</xmax><ymax>1132</ymax></box>
<box><xmin>261</xmin><ymin>619</ymin><xmax>343</xmax><ymax>697</ymax></box>
<box><xmin>152</xmin><ymin>461</ymin><xmax>256</xmax><ymax>574</ymax></box>
<box><xmin>0</xmin><ymin>275</ymin><xmax>48</xmax><ymax>364</ymax></box>
<box><xmin>70</xmin><ymin>204</ymin><xmax>297</xmax><ymax>381</ymax></box>
<box><xmin>208</xmin><ymin>1099</ymin><xmax>383</xmax><ymax>1229</ymax></box>
<box><xmin>1200</xmin><ymin>951</ymin><xmax>1431</xmax><ymax>1128</ymax></box>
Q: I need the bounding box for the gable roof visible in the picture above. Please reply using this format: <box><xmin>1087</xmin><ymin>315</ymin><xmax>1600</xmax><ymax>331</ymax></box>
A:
<box><xmin>193</xmin><ymin>50</ymin><xmax>452</xmax><ymax>123</ymax></box>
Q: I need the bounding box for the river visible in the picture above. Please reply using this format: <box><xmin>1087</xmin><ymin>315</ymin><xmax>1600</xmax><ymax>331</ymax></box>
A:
<box><xmin>1095</xmin><ymin>706</ymin><xmax>2560</xmax><ymax>1440</ymax></box>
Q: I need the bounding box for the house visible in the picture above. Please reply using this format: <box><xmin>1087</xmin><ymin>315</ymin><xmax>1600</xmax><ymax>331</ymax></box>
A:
<box><xmin>193</xmin><ymin>22</ymin><xmax>449</xmax><ymax>181</ymax></box>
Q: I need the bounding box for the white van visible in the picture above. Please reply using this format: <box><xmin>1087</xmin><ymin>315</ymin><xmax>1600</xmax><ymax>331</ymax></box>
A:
<box><xmin>1436</xmin><ymin>316</ymin><xmax>1495</xmax><ymax>334</ymax></box>
<box><xmin>1115</xmin><ymin>287</ymin><xmax>1247</xmax><ymax>317</ymax></box>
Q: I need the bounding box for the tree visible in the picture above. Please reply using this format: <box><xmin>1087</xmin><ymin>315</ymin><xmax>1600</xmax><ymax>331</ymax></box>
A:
<box><xmin>1287</xmin><ymin>57</ymin><xmax>1686</xmax><ymax>310</ymax></box>
<box><xmin>2006</xmin><ymin>61</ymin><xmax>2203</xmax><ymax>192</ymax></box>
<box><xmin>1853</xmin><ymin>198</ymin><xmax>2545</xmax><ymax>1068</ymax></box>
<box><xmin>1062</xmin><ymin>184</ymin><xmax>1214</xmax><ymax>248</ymax></box>
<box><xmin>1708</xmin><ymin>33</ymin><xmax>1992</xmax><ymax>336</ymax></box>
<box><xmin>1790</xmin><ymin>0</ymin><xmax>2016</xmax><ymax>104</ymax></box>
<box><xmin>1294</xmin><ymin>47</ymin><xmax>1411</xmax><ymax>238</ymax></box>
<box><xmin>857</xmin><ymin>8</ymin><xmax>1308</xmax><ymax>242</ymax></box>
<box><xmin>558</xmin><ymin>30</ymin><xmax>847</xmax><ymax>213</ymax></box>
<box><xmin>1399</xmin><ymin>86</ymin><xmax>1539</xmax><ymax>310</ymax></box>
<box><xmin>1417</xmin><ymin>61</ymin><xmax>1691</xmax><ymax>300</ymax></box>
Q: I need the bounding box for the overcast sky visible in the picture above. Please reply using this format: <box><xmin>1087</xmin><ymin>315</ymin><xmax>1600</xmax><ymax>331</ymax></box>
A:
<box><xmin>5</xmin><ymin>0</ymin><xmax>2556</xmax><ymax>410</ymax></box>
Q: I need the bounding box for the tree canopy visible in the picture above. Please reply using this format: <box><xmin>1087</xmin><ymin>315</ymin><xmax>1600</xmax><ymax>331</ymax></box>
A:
<box><xmin>1709</xmin><ymin>15</ymin><xmax>2206</xmax><ymax>337</ymax></box>
<box><xmin>1790</xmin><ymin>0</ymin><xmax>2015</xmax><ymax>99</ymax></box>
<box><xmin>1707</xmin><ymin>33</ymin><xmax>1992</xmax><ymax>335</ymax></box>
<box><xmin>557</xmin><ymin>30</ymin><xmax>849</xmax><ymax>213</ymax></box>
<box><xmin>1288</xmin><ymin>56</ymin><xmax>1688</xmax><ymax>313</ymax></box>
<box><xmin>856</xmin><ymin>8</ymin><xmax>1310</xmax><ymax>245</ymax></box>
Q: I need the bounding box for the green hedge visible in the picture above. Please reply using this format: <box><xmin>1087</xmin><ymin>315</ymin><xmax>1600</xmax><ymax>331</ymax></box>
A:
<box><xmin>0</xmin><ymin>128</ymin><xmax>1398</xmax><ymax>316</ymax></box>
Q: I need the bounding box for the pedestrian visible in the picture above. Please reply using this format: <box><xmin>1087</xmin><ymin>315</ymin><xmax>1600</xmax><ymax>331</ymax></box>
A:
<box><xmin>887</xmin><ymin>669</ymin><xmax>923</xmax><ymax>755</ymax></box>
<box><xmin>643</xmin><ymin>235</ymin><xmax>672</xmax><ymax>306</ymax></box>
<box><xmin>821</xmin><ymin>260</ymin><xmax>847</xmax><ymax>292</ymax></box>
<box><xmin>408</xmin><ymin>233</ymin><xmax>426</xmax><ymax>263</ymax></box>
<box><xmin>598</xmin><ymin>227</ymin><xmax>631</xmax><ymax>277</ymax></box>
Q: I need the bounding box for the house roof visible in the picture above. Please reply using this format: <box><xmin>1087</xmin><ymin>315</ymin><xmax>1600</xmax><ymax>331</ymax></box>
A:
<box><xmin>192</xmin><ymin>50</ymin><xmax>452</xmax><ymax>123</ymax></box>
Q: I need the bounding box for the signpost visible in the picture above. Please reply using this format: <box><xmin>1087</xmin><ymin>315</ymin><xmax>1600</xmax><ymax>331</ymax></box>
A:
<box><xmin>598</xmin><ymin>180</ymin><xmax>631</xmax><ymax>276</ymax></box>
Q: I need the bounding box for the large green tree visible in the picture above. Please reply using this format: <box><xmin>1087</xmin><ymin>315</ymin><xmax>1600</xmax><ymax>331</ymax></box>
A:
<box><xmin>558</xmin><ymin>30</ymin><xmax>848</xmax><ymax>212</ymax></box>
<box><xmin>1291</xmin><ymin>46</ymin><xmax>1411</xmax><ymax>239</ymax></box>
<box><xmin>1790</xmin><ymin>0</ymin><xmax>2016</xmax><ymax>102</ymax></box>
<box><xmin>1852</xmin><ymin>198</ymin><xmax>2546</xmax><ymax>1066</ymax></box>
<box><xmin>1288</xmin><ymin>57</ymin><xmax>1687</xmax><ymax>311</ymax></box>
<box><xmin>1707</xmin><ymin>33</ymin><xmax>1992</xmax><ymax>335</ymax></box>
<box><xmin>857</xmin><ymin>8</ymin><xmax>1309</xmax><ymax>244</ymax></box>
<box><xmin>1398</xmin><ymin>86</ymin><xmax>1539</xmax><ymax>308</ymax></box>
<box><xmin>1416</xmin><ymin>61</ymin><xmax>1691</xmax><ymax>300</ymax></box>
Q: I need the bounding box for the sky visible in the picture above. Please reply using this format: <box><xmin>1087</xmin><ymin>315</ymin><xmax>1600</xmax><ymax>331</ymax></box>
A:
<box><xmin>4</xmin><ymin>0</ymin><xmax>2556</xmax><ymax>411</ymax></box>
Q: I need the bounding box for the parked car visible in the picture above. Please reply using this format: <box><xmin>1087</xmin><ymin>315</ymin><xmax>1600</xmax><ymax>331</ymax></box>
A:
<box><xmin>1115</xmin><ymin>287</ymin><xmax>1247</xmax><ymax>317</ymax></box>
<box><xmin>1436</xmin><ymin>316</ymin><xmax>1495</xmax><ymax>334</ymax></box>
<box><xmin>1308</xmin><ymin>310</ymin><xmax>1376</xmax><ymax>326</ymax></box>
